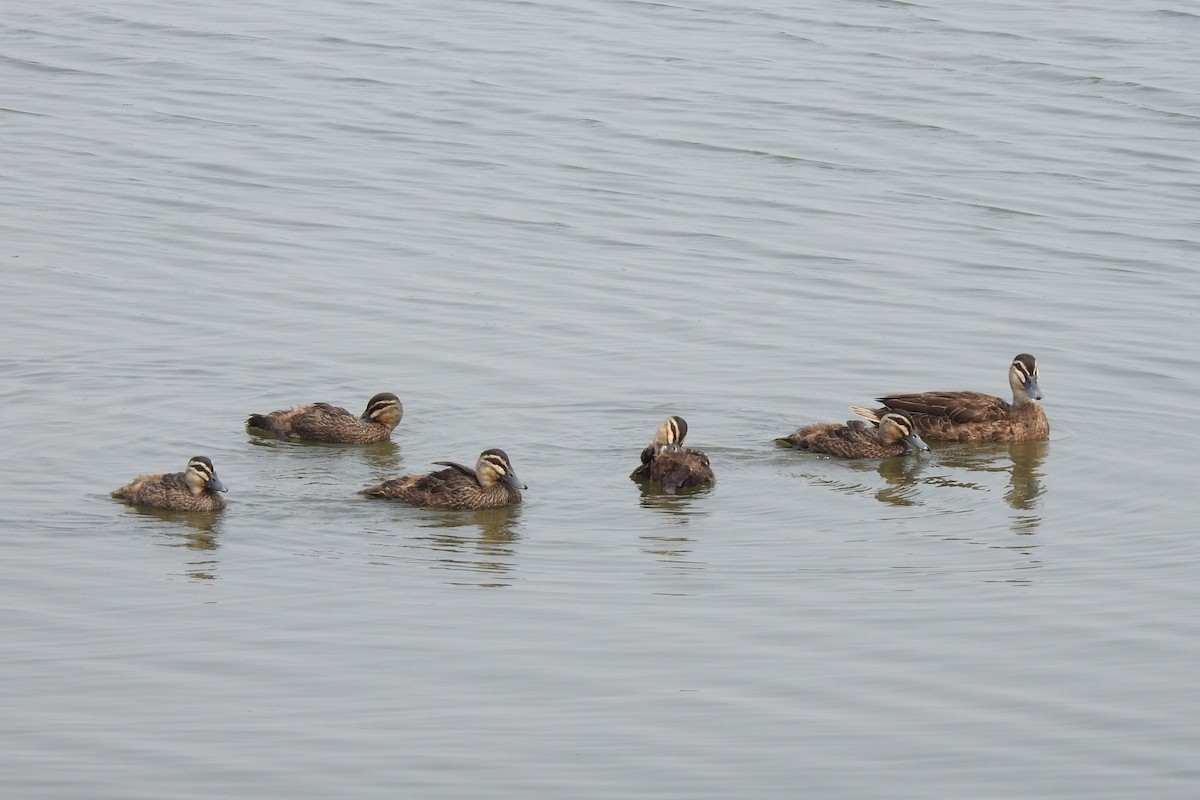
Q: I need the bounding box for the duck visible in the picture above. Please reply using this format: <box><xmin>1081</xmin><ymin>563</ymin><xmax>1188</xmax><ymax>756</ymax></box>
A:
<box><xmin>246</xmin><ymin>392</ymin><xmax>402</xmax><ymax>443</ymax></box>
<box><xmin>776</xmin><ymin>409</ymin><xmax>929</xmax><ymax>459</ymax></box>
<box><xmin>630</xmin><ymin>415</ymin><xmax>715</xmax><ymax>494</ymax></box>
<box><xmin>112</xmin><ymin>456</ymin><xmax>228</xmax><ymax>512</ymax></box>
<box><xmin>856</xmin><ymin>353</ymin><xmax>1048</xmax><ymax>443</ymax></box>
<box><xmin>362</xmin><ymin>448</ymin><xmax>524</xmax><ymax>510</ymax></box>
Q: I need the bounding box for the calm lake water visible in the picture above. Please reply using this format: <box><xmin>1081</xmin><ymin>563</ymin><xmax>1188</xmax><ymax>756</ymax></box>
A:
<box><xmin>3</xmin><ymin>0</ymin><xmax>1199</xmax><ymax>797</ymax></box>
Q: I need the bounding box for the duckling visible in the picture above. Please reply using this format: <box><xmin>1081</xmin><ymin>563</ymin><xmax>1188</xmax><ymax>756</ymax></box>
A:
<box><xmin>362</xmin><ymin>448</ymin><xmax>524</xmax><ymax>510</ymax></box>
<box><xmin>776</xmin><ymin>409</ymin><xmax>929</xmax><ymax>459</ymax></box>
<box><xmin>630</xmin><ymin>415</ymin><xmax>715</xmax><ymax>494</ymax></box>
<box><xmin>246</xmin><ymin>392</ymin><xmax>402</xmax><ymax>443</ymax></box>
<box><xmin>859</xmin><ymin>353</ymin><xmax>1048</xmax><ymax>443</ymax></box>
<box><xmin>112</xmin><ymin>456</ymin><xmax>228</xmax><ymax>512</ymax></box>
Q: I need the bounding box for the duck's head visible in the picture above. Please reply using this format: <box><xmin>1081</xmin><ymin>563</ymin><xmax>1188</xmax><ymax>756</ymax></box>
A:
<box><xmin>877</xmin><ymin>411</ymin><xmax>930</xmax><ymax>453</ymax></box>
<box><xmin>1009</xmin><ymin>354</ymin><xmax>1042</xmax><ymax>402</ymax></box>
<box><xmin>477</xmin><ymin>448</ymin><xmax>525</xmax><ymax>491</ymax></box>
<box><xmin>185</xmin><ymin>456</ymin><xmax>227</xmax><ymax>496</ymax></box>
<box><xmin>363</xmin><ymin>392</ymin><xmax>404</xmax><ymax>430</ymax></box>
<box><xmin>650</xmin><ymin>415</ymin><xmax>689</xmax><ymax>452</ymax></box>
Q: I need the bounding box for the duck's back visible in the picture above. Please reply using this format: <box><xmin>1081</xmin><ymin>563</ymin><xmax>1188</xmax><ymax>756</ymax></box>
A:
<box><xmin>365</xmin><ymin>465</ymin><xmax>518</xmax><ymax>510</ymax></box>
<box><xmin>249</xmin><ymin>403</ymin><xmax>384</xmax><ymax>443</ymax></box>
<box><xmin>880</xmin><ymin>391</ymin><xmax>1007</xmax><ymax>422</ymax></box>
<box><xmin>646</xmin><ymin>448</ymin><xmax>714</xmax><ymax>494</ymax></box>
<box><xmin>782</xmin><ymin>422</ymin><xmax>903</xmax><ymax>459</ymax></box>
<box><xmin>877</xmin><ymin>391</ymin><xmax>1046</xmax><ymax>442</ymax></box>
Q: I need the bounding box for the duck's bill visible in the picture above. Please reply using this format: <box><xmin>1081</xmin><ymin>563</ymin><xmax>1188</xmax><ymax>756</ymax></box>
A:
<box><xmin>905</xmin><ymin>432</ymin><xmax>931</xmax><ymax>452</ymax></box>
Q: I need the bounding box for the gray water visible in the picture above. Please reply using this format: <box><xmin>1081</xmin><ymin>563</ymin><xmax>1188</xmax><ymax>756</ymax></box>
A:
<box><xmin>3</xmin><ymin>0</ymin><xmax>1199</xmax><ymax>797</ymax></box>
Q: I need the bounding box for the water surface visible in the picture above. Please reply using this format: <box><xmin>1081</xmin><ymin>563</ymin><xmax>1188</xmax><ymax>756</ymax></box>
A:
<box><xmin>3</xmin><ymin>1</ymin><xmax>1199</xmax><ymax>797</ymax></box>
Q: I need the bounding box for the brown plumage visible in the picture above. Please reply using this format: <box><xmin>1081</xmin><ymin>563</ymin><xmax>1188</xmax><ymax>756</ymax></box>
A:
<box><xmin>861</xmin><ymin>353</ymin><xmax>1048</xmax><ymax>443</ymax></box>
<box><xmin>630</xmin><ymin>415</ymin><xmax>715</xmax><ymax>494</ymax></box>
<box><xmin>112</xmin><ymin>456</ymin><xmax>228</xmax><ymax>512</ymax></box>
<box><xmin>246</xmin><ymin>392</ymin><xmax>403</xmax><ymax>443</ymax></box>
<box><xmin>363</xmin><ymin>448</ymin><xmax>524</xmax><ymax>510</ymax></box>
<box><xmin>776</xmin><ymin>409</ymin><xmax>930</xmax><ymax>459</ymax></box>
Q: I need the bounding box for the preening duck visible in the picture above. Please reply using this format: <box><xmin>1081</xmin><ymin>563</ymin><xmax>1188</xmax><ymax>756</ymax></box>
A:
<box><xmin>630</xmin><ymin>415</ymin><xmax>715</xmax><ymax>494</ymax></box>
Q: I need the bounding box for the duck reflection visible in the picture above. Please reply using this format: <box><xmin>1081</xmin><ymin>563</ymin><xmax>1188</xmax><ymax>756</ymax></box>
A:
<box><xmin>872</xmin><ymin>454</ymin><xmax>926</xmax><ymax>507</ymax></box>
<box><xmin>407</xmin><ymin>505</ymin><xmax>522</xmax><ymax>586</ymax></box>
<box><xmin>359</xmin><ymin>440</ymin><xmax>405</xmax><ymax>474</ymax></box>
<box><xmin>1003</xmin><ymin>440</ymin><xmax>1048</xmax><ymax>513</ymax></box>
<box><xmin>927</xmin><ymin>441</ymin><xmax>1048</xmax><ymax>532</ymax></box>
<box><xmin>640</xmin><ymin>529</ymin><xmax>701</xmax><ymax>566</ymax></box>
<box><xmin>124</xmin><ymin>506</ymin><xmax>222</xmax><ymax>581</ymax></box>
<box><xmin>796</xmin><ymin>456</ymin><xmax>927</xmax><ymax>508</ymax></box>
<box><xmin>637</xmin><ymin>480</ymin><xmax>713</xmax><ymax>510</ymax></box>
<box><xmin>798</xmin><ymin>440</ymin><xmax>1048</xmax><ymax>535</ymax></box>
<box><xmin>249</xmin><ymin>437</ymin><xmax>404</xmax><ymax>475</ymax></box>
<box><xmin>635</xmin><ymin>483</ymin><xmax>710</xmax><ymax>567</ymax></box>
<box><xmin>1000</xmin><ymin>440</ymin><xmax>1048</xmax><ymax>535</ymax></box>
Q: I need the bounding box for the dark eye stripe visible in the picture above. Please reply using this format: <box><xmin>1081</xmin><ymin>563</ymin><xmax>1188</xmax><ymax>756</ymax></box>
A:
<box><xmin>481</xmin><ymin>454</ymin><xmax>509</xmax><ymax>473</ymax></box>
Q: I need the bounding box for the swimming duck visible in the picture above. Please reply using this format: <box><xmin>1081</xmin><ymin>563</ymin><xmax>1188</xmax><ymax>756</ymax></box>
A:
<box><xmin>630</xmin><ymin>415</ymin><xmax>715</xmax><ymax>493</ymax></box>
<box><xmin>246</xmin><ymin>392</ymin><xmax>402</xmax><ymax>443</ymax></box>
<box><xmin>112</xmin><ymin>456</ymin><xmax>228</xmax><ymax>512</ymax></box>
<box><xmin>856</xmin><ymin>353</ymin><xmax>1048</xmax><ymax>443</ymax></box>
<box><xmin>776</xmin><ymin>409</ymin><xmax>929</xmax><ymax>459</ymax></box>
<box><xmin>362</xmin><ymin>448</ymin><xmax>524</xmax><ymax>510</ymax></box>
